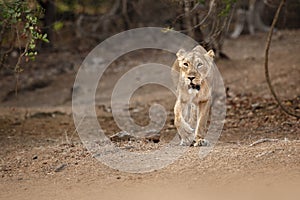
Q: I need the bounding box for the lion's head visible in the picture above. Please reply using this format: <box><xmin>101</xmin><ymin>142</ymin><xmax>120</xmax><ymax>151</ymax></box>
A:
<box><xmin>176</xmin><ymin>45</ymin><xmax>215</xmax><ymax>91</ymax></box>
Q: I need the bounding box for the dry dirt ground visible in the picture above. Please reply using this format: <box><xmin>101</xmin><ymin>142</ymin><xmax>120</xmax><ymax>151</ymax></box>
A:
<box><xmin>0</xmin><ymin>30</ymin><xmax>299</xmax><ymax>200</ymax></box>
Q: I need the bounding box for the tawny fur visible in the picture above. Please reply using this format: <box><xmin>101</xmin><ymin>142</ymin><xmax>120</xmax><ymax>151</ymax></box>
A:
<box><xmin>172</xmin><ymin>45</ymin><xmax>215</xmax><ymax>146</ymax></box>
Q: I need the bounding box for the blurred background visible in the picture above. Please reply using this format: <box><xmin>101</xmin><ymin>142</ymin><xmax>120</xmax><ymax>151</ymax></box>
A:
<box><xmin>0</xmin><ymin>0</ymin><xmax>299</xmax><ymax>106</ymax></box>
<box><xmin>0</xmin><ymin>1</ymin><xmax>299</xmax><ymax>200</ymax></box>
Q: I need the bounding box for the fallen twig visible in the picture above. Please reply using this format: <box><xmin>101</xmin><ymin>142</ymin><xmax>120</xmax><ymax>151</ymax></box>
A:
<box><xmin>249</xmin><ymin>138</ymin><xmax>279</xmax><ymax>147</ymax></box>
<box><xmin>54</xmin><ymin>163</ymin><xmax>67</xmax><ymax>172</ymax></box>
<box><xmin>110</xmin><ymin>130</ymin><xmax>160</xmax><ymax>142</ymax></box>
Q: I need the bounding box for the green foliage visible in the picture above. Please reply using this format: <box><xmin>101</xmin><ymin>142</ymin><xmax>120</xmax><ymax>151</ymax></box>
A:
<box><xmin>198</xmin><ymin>0</ymin><xmax>206</xmax><ymax>5</ymax></box>
<box><xmin>53</xmin><ymin>21</ymin><xmax>64</xmax><ymax>31</ymax></box>
<box><xmin>219</xmin><ymin>0</ymin><xmax>237</xmax><ymax>16</ymax></box>
<box><xmin>56</xmin><ymin>0</ymin><xmax>111</xmax><ymax>15</ymax></box>
<box><xmin>0</xmin><ymin>0</ymin><xmax>48</xmax><ymax>71</ymax></box>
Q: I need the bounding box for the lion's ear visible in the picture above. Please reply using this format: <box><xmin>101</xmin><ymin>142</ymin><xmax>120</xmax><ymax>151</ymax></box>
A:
<box><xmin>205</xmin><ymin>50</ymin><xmax>215</xmax><ymax>59</ymax></box>
<box><xmin>176</xmin><ymin>49</ymin><xmax>186</xmax><ymax>60</ymax></box>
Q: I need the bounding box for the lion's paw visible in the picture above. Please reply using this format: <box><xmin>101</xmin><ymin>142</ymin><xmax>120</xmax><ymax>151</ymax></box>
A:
<box><xmin>193</xmin><ymin>138</ymin><xmax>209</xmax><ymax>147</ymax></box>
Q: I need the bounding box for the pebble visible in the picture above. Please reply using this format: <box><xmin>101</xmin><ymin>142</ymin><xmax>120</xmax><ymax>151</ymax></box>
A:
<box><xmin>54</xmin><ymin>163</ymin><xmax>67</xmax><ymax>172</ymax></box>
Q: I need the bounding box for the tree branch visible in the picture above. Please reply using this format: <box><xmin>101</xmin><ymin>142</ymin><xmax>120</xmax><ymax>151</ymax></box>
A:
<box><xmin>179</xmin><ymin>0</ymin><xmax>215</xmax><ymax>33</ymax></box>
<box><xmin>264</xmin><ymin>0</ymin><xmax>300</xmax><ymax>119</ymax></box>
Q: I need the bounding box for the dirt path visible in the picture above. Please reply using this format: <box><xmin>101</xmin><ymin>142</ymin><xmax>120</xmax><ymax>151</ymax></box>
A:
<box><xmin>0</xmin><ymin>30</ymin><xmax>299</xmax><ymax>200</ymax></box>
<box><xmin>1</xmin><ymin>138</ymin><xmax>299</xmax><ymax>200</ymax></box>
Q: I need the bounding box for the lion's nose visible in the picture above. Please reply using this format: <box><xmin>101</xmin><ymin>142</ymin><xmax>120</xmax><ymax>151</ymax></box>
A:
<box><xmin>188</xmin><ymin>76</ymin><xmax>195</xmax><ymax>81</ymax></box>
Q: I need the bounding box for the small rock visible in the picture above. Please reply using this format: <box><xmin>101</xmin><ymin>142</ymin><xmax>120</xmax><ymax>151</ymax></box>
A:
<box><xmin>247</xmin><ymin>111</ymin><xmax>254</xmax><ymax>117</ymax></box>
<box><xmin>54</xmin><ymin>163</ymin><xmax>67</xmax><ymax>172</ymax></box>
<box><xmin>32</xmin><ymin>155</ymin><xmax>38</xmax><ymax>160</ymax></box>
<box><xmin>251</xmin><ymin>103</ymin><xmax>263</xmax><ymax>110</ymax></box>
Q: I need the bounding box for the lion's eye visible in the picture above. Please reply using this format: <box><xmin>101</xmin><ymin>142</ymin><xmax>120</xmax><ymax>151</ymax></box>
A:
<box><xmin>183</xmin><ymin>62</ymin><xmax>189</xmax><ymax>67</ymax></box>
<box><xmin>197</xmin><ymin>63</ymin><xmax>203</xmax><ymax>68</ymax></box>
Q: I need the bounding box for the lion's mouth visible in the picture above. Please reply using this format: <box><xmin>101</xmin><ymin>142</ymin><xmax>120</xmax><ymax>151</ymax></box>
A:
<box><xmin>188</xmin><ymin>83</ymin><xmax>200</xmax><ymax>91</ymax></box>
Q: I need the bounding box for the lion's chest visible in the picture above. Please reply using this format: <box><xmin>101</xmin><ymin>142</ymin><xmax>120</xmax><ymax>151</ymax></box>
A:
<box><xmin>180</xmin><ymin>89</ymin><xmax>198</xmax><ymax>128</ymax></box>
<box><xmin>187</xmin><ymin>89</ymin><xmax>199</xmax><ymax>104</ymax></box>
<box><xmin>180</xmin><ymin>88</ymin><xmax>199</xmax><ymax>105</ymax></box>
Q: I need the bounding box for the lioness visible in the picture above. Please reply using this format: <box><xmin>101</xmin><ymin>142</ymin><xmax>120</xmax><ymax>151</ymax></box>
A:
<box><xmin>172</xmin><ymin>45</ymin><xmax>215</xmax><ymax>146</ymax></box>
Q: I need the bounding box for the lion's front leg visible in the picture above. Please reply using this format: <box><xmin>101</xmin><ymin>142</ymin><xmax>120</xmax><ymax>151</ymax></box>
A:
<box><xmin>174</xmin><ymin>99</ymin><xmax>194</xmax><ymax>146</ymax></box>
<box><xmin>193</xmin><ymin>100</ymin><xmax>211</xmax><ymax>146</ymax></box>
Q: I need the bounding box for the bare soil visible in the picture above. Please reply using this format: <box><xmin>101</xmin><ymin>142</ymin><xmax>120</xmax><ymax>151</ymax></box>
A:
<box><xmin>0</xmin><ymin>30</ymin><xmax>299</xmax><ymax>200</ymax></box>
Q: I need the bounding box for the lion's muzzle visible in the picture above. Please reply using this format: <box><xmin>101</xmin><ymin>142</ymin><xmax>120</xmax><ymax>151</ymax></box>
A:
<box><xmin>188</xmin><ymin>83</ymin><xmax>200</xmax><ymax>91</ymax></box>
<box><xmin>187</xmin><ymin>76</ymin><xmax>200</xmax><ymax>91</ymax></box>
